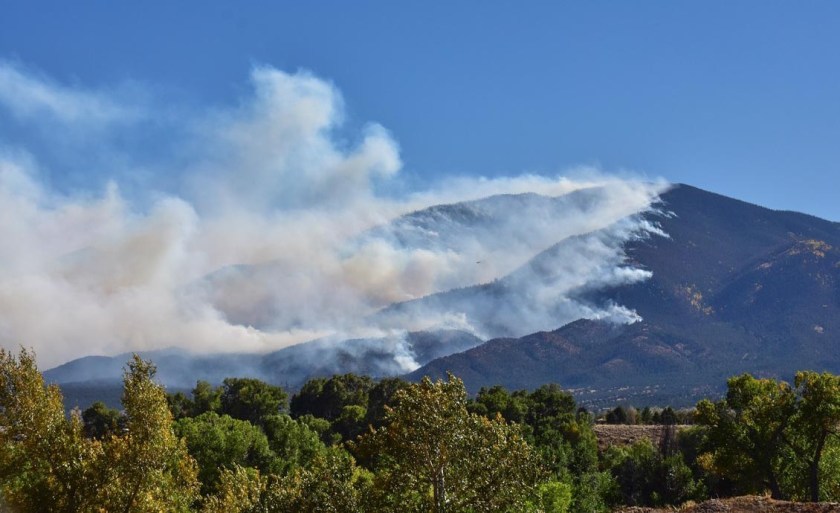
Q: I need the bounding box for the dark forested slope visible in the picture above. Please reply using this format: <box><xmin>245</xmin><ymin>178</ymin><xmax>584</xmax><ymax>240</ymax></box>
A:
<box><xmin>410</xmin><ymin>185</ymin><xmax>840</xmax><ymax>405</ymax></box>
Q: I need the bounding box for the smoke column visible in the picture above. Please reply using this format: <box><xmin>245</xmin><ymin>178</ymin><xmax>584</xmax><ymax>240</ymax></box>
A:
<box><xmin>0</xmin><ymin>62</ymin><xmax>667</xmax><ymax>368</ymax></box>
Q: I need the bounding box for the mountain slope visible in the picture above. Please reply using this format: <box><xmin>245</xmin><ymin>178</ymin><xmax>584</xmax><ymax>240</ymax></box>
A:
<box><xmin>48</xmin><ymin>184</ymin><xmax>840</xmax><ymax>408</ymax></box>
<box><xmin>46</xmin><ymin>329</ymin><xmax>483</xmax><ymax>408</ymax></box>
<box><xmin>410</xmin><ymin>185</ymin><xmax>840</xmax><ymax>406</ymax></box>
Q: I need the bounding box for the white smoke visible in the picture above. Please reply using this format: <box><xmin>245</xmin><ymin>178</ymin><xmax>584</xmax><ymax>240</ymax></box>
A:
<box><xmin>0</xmin><ymin>61</ymin><xmax>668</xmax><ymax>369</ymax></box>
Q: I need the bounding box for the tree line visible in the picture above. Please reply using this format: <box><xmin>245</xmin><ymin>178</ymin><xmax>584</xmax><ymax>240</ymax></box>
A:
<box><xmin>1</xmin><ymin>347</ymin><xmax>840</xmax><ymax>512</ymax></box>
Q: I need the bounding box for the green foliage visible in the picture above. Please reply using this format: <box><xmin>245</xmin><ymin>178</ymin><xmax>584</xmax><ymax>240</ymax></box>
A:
<box><xmin>695</xmin><ymin>371</ymin><xmax>840</xmax><ymax>502</ymax></box>
<box><xmin>201</xmin><ymin>465</ymin><xmax>265</xmax><ymax>513</ymax></box>
<box><xmin>191</xmin><ymin>381</ymin><xmax>222</xmax><ymax>416</ymax></box>
<box><xmin>262</xmin><ymin>448</ymin><xmax>367</xmax><ymax>513</ymax></box>
<box><xmin>220</xmin><ymin>378</ymin><xmax>288</xmax><ymax>425</ymax></box>
<box><xmin>290</xmin><ymin>374</ymin><xmax>374</xmax><ymax>422</ymax></box>
<box><xmin>334</xmin><ymin>404</ymin><xmax>368</xmax><ymax>441</ymax></box>
<box><xmin>604</xmin><ymin>439</ymin><xmax>702</xmax><ymax>507</ymax></box>
<box><xmin>356</xmin><ymin>374</ymin><xmax>543</xmax><ymax>513</ymax></box>
<box><xmin>526</xmin><ymin>480</ymin><xmax>573</xmax><ymax>513</ymax></box>
<box><xmin>787</xmin><ymin>371</ymin><xmax>840</xmax><ymax>501</ymax></box>
<box><xmin>11</xmin><ymin>353</ymin><xmax>840</xmax><ymax>512</ymax></box>
<box><xmin>99</xmin><ymin>355</ymin><xmax>199</xmax><ymax>512</ymax></box>
<box><xmin>261</xmin><ymin>414</ymin><xmax>326</xmax><ymax>473</ymax></box>
<box><xmin>0</xmin><ymin>350</ymin><xmax>199</xmax><ymax>513</ymax></box>
<box><xmin>570</xmin><ymin>471</ymin><xmax>614</xmax><ymax>513</ymax></box>
<box><xmin>695</xmin><ymin>373</ymin><xmax>796</xmax><ymax>499</ymax></box>
<box><xmin>175</xmin><ymin>412</ymin><xmax>277</xmax><ymax>495</ymax></box>
<box><xmin>658</xmin><ymin>406</ymin><xmax>679</xmax><ymax>425</ymax></box>
<box><xmin>82</xmin><ymin>400</ymin><xmax>123</xmax><ymax>439</ymax></box>
<box><xmin>290</xmin><ymin>374</ymin><xmax>375</xmax><ymax>443</ymax></box>
<box><xmin>0</xmin><ymin>348</ymin><xmax>106</xmax><ymax>512</ymax></box>
<box><xmin>471</xmin><ymin>382</ymin><xmax>597</xmax><ymax>482</ymax></box>
<box><xmin>364</xmin><ymin>377</ymin><xmax>409</xmax><ymax>429</ymax></box>
<box><xmin>167</xmin><ymin>391</ymin><xmax>195</xmax><ymax>420</ymax></box>
<box><xmin>296</xmin><ymin>413</ymin><xmax>340</xmax><ymax>446</ymax></box>
<box><xmin>469</xmin><ymin>385</ymin><xmax>530</xmax><ymax>424</ymax></box>
<box><xmin>605</xmin><ymin>406</ymin><xmax>629</xmax><ymax>424</ymax></box>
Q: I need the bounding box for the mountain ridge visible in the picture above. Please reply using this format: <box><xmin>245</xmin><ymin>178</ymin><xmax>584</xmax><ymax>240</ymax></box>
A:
<box><xmin>46</xmin><ymin>183</ymin><xmax>840</xmax><ymax>408</ymax></box>
<box><xmin>409</xmin><ymin>184</ymin><xmax>840</xmax><ymax>406</ymax></box>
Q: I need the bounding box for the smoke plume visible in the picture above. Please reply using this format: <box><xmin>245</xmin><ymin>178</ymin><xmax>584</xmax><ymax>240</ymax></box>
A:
<box><xmin>0</xmin><ymin>62</ymin><xmax>667</xmax><ymax>369</ymax></box>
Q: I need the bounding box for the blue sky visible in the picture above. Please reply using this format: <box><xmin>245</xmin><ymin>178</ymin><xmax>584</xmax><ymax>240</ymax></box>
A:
<box><xmin>2</xmin><ymin>1</ymin><xmax>839</xmax><ymax>365</ymax></box>
<box><xmin>1</xmin><ymin>1</ymin><xmax>839</xmax><ymax>220</ymax></box>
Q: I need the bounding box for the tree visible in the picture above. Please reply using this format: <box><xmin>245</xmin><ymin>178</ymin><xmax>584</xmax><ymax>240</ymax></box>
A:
<box><xmin>220</xmin><ymin>378</ymin><xmax>288</xmax><ymax>425</ymax></box>
<box><xmin>604</xmin><ymin>440</ymin><xmax>701</xmax><ymax>507</ymax></box>
<box><xmin>333</xmin><ymin>404</ymin><xmax>368</xmax><ymax>441</ymax></box>
<box><xmin>290</xmin><ymin>374</ymin><xmax>374</xmax><ymax>422</ymax></box>
<box><xmin>355</xmin><ymin>374</ymin><xmax>542</xmax><ymax>513</ymax></box>
<box><xmin>262</xmin><ymin>448</ymin><xmax>368</xmax><ymax>513</ymax></box>
<box><xmin>175</xmin><ymin>412</ymin><xmax>277</xmax><ymax>495</ymax></box>
<box><xmin>787</xmin><ymin>371</ymin><xmax>840</xmax><ymax>501</ymax></box>
<box><xmin>605</xmin><ymin>407</ymin><xmax>629</xmax><ymax>425</ymax></box>
<box><xmin>98</xmin><ymin>355</ymin><xmax>199</xmax><ymax>512</ymax></box>
<box><xmin>695</xmin><ymin>374</ymin><xmax>796</xmax><ymax>499</ymax></box>
<box><xmin>192</xmin><ymin>380</ymin><xmax>222</xmax><ymax>416</ymax></box>
<box><xmin>0</xmin><ymin>348</ymin><xmax>106</xmax><ymax>513</ymax></box>
<box><xmin>201</xmin><ymin>465</ymin><xmax>265</xmax><ymax>513</ymax></box>
<box><xmin>261</xmin><ymin>414</ymin><xmax>326</xmax><ymax>474</ymax></box>
<box><xmin>82</xmin><ymin>401</ymin><xmax>123</xmax><ymax>439</ymax></box>
<box><xmin>364</xmin><ymin>377</ymin><xmax>410</xmax><ymax>429</ymax></box>
<box><xmin>471</xmin><ymin>385</ymin><xmax>525</xmax><ymax>424</ymax></box>
<box><xmin>526</xmin><ymin>481</ymin><xmax>573</xmax><ymax>513</ymax></box>
<box><xmin>658</xmin><ymin>407</ymin><xmax>678</xmax><ymax>426</ymax></box>
<box><xmin>167</xmin><ymin>391</ymin><xmax>195</xmax><ymax>420</ymax></box>
<box><xmin>0</xmin><ymin>350</ymin><xmax>198</xmax><ymax>513</ymax></box>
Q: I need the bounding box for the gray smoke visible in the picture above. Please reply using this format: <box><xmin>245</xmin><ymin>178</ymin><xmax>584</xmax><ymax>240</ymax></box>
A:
<box><xmin>0</xmin><ymin>61</ymin><xmax>667</xmax><ymax>369</ymax></box>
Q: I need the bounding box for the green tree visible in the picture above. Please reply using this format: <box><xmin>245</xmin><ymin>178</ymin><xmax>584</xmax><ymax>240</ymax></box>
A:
<box><xmin>175</xmin><ymin>412</ymin><xmax>277</xmax><ymax>495</ymax></box>
<box><xmin>0</xmin><ymin>349</ymin><xmax>106</xmax><ymax>513</ymax></box>
<box><xmin>260</xmin><ymin>414</ymin><xmax>326</xmax><ymax>473</ymax></box>
<box><xmin>695</xmin><ymin>374</ymin><xmax>796</xmax><ymax>499</ymax></box>
<box><xmin>192</xmin><ymin>380</ymin><xmax>222</xmax><ymax>416</ymax></box>
<box><xmin>290</xmin><ymin>374</ymin><xmax>374</xmax><ymax>422</ymax></box>
<box><xmin>470</xmin><ymin>385</ymin><xmax>527</xmax><ymax>424</ymax></box>
<box><xmin>167</xmin><ymin>391</ymin><xmax>195</xmax><ymax>420</ymax></box>
<box><xmin>0</xmin><ymin>350</ymin><xmax>199</xmax><ymax>513</ymax></box>
<box><xmin>787</xmin><ymin>371</ymin><xmax>840</xmax><ymax>501</ymax></box>
<box><xmin>526</xmin><ymin>481</ymin><xmax>573</xmax><ymax>513</ymax></box>
<box><xmin>296</xmin><ymin>414</ymin><xmax>339</xmax><ymax>446</ymax></box>
<box><xmin>220</xmin><ymin>378</ymin><xmax>288</xmax><ymax>425</ymax></box>
<box><xmin>364</xmin><ymin>377</ymin><xmax>409</xmax><ymax>429</ymax></box>
<box><xmin>355</xmin><ymin>374</ymin><xmax>542</xmax><ymax>513</ymax></box>
<box><xmin>99</xmin><ymin>355</ymin><xmax>199</xmax><ymax>512</ymax></box>
<box><xmin>82</xmin><ymin>400</ymin><xmax>123</xmax><ymax>439</ymax></box>
<box><xmin>658</xmin><ymin>407</ymin><xmax>679</xmax><ymax>425</ymax></box>
<box><xmin>201</xmin><ymin>465</ymin><xmax>265</xmax><ymax>513</ymax></box>
<box><xmin>605</xmin><ymin>406</ymin><xmax>629</xmax><ymax>425</ymax></box>
<box><xmin>604</xmin><ymin>439</ymin><xmax>701</xmax><ymax>507</ymax></box>
<box><xmin>262</xmin><ymin>448</ymin><xmax>367</xmax><ymax>513</ymax></box>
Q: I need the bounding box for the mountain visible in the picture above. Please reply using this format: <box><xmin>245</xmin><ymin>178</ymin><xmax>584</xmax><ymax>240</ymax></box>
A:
<box><xmin>202</xmin><ymin>185</ymin><xmax>651</xmax><ymax>330</ymax></box>
<box><xmin>257</xmin><ymin>329</ymin><xmax>483</xmax><ymax>389</ymax></box>
<box><xmin>47</xmin><ymin>184</ymin><xmax>840</xmax><ymax>409</ymax></box>
<box><xmin>46</xmin><ymin>329</ymin><xmax>483</xmax><ymax>409</ymax></box>
<box><xmin>409</xmin><ymin>185</ymin><xmax>840</xmax><ymax>406</ymax></box>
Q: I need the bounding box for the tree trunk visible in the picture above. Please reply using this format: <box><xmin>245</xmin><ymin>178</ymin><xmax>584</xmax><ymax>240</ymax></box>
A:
<box><xmin>808</xmin><ymin>434</ymin><xmax>827</xmax><ymax>502</ymax></box>
<box><xmin>768</xmin><ymin>474</ymin><xmax>784</xmax><ymax>500</ymax></box>
<box><xmin>809</xmin><ymin>460</ymin><xmax>820</xmax><ymax>502</ymax></box>
<box><xmin>433</xmin><ymin>470</ymin><xmax>446</xmax><ymax>513</ymax></box>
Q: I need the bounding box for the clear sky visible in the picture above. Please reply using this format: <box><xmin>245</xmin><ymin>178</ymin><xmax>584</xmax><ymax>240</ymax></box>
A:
<box><xmin>1</xmin><ymin>1</ymin><xmax>839</xmax><ymax>220</ymax></box>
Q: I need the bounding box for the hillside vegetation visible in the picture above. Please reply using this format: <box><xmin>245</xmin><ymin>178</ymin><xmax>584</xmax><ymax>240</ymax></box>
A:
<box><xmin>5</xmin><ymin>349</ymin><xmax>840</xmax><ymax>512</ymax></box>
